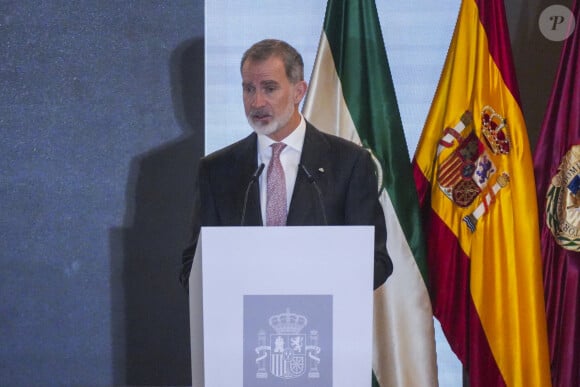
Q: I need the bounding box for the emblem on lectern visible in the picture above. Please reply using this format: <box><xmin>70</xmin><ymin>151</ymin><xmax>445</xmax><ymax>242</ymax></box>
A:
<box><xmin>243</xmin><ymin>295</ymin><xmax>332</xmax><ymax>386</ymax></box>
<box><xmin>254</xmin><ymin>308</ymin><xmax>321</xmax><ymax>380</ymax></box>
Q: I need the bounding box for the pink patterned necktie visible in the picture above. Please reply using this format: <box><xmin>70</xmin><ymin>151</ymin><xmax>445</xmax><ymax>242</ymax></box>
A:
<box><xmin>266</xmin><ymin>142</ymin><xmax>287</xmax><ymax>226</ymax></box>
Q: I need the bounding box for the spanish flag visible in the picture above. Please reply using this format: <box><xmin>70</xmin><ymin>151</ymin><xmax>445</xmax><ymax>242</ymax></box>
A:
<box><xmin>304</xmin><ymin>0</ymin><xmax>438</xmax><ymax>386</ymax></box>
<box><xmin>412</xmin><ymin>0</ymin><xmax>552</xmax><ymax>386</ymax></box>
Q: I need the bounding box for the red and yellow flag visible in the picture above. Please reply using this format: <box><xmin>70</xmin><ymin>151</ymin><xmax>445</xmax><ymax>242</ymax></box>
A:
<box><xmin>412</xmin><ymin>0</ymin><xmax>552</xmax><ymax>386</ymax></box>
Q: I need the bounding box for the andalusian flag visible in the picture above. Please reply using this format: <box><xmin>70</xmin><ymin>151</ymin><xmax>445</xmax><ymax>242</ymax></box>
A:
<box><xmin>303</xmin><ymin>0</ymin><xmax>438</xmax><ymax>386</ymax></box>
<box><xmin>533</xmin><ymin>2</ymin><xmax>580</xmax><ymax>386</ymax></box>
<box><xmin>412</xmin><ymin>0</ymin><xmax>552</xmax><ymax>386</ymax></box>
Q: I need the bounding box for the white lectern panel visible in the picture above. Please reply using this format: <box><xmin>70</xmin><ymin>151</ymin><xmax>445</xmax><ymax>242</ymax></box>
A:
<box><xmin>190</xmin><ymin>226</ymin><xmax>374</xmax><ymax>387</ymax></box>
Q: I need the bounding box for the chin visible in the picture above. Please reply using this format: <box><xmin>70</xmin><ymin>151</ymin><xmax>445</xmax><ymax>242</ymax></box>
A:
<box><xmin>249</xmin><ymin>120</ymin><xmax>280</xmax><ymax>137</ymax></box>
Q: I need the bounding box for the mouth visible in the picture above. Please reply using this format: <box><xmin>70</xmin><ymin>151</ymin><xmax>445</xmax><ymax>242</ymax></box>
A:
<box><xmin>251</xmin><ymin>110</ymin><xmax>272</xmax><ymax>122</ymax></box>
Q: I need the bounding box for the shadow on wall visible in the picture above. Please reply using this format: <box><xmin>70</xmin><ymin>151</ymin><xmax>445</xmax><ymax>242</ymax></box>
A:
<box><xmin>109</xmin><ymin>37</ymin><xmax>204</xmax><ymax>386</ymax></box>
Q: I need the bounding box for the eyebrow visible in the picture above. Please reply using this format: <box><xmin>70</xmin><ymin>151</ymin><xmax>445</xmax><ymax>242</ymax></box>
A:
<box><xmin>261</xmin><ymin>80</ymin><xmax>279</xmax><ymax>87</ymax></box>
<box><xmin>242</xmin><ymin>79</ymin><xmax>280</xmax><ymax>88</ymax></box>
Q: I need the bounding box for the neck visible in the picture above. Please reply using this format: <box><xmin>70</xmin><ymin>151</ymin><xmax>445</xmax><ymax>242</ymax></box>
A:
<box><xmin>268</xmin><ymin>110</ymin><xmax>301</xmax><ymax>142</ymax></box>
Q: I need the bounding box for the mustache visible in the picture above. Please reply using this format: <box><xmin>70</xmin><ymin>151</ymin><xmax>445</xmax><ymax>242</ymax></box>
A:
<box><xmin>249</xmin><ymin>108</ymin><xmax>271</xmax><ymax>117</ymax></box>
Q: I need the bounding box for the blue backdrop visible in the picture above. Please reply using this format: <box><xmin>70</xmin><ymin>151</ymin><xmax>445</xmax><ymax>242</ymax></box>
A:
<box><xmin>1</xmin><ymin>1</ymin><xmax>203</xmax><ymax>385</ymax></box>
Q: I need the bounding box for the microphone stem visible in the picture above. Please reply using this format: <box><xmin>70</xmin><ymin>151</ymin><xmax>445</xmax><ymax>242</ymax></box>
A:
<box><xmin>300</xmin><ymin>164</ymin><xmax>328</xmax><ymax>225</ymax></box>
<box><xmin>241</xmin><ymin>163</ymin><xmax>265</xmax><ymax>226</ymax></box>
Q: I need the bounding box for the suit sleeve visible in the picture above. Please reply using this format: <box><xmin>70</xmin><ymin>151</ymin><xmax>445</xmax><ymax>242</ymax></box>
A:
<box><xmin>345</xmin><ymin>149</ymin><xmax>393</xmax><ymax>290</ymax></box>
<box><xmin>179</xmin><ymin>158</ymin><xmax>219</xmax><ymax>290</ymax></box>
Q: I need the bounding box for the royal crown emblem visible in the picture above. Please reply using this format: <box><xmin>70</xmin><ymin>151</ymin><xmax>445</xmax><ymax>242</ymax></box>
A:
<box><xmin>269</xmin><ymin>308</ymin><xmax>308</xmax><ymax>334</ymax></box>
<box><xmin>255</xmin><ymin>308</ymin><xmax>322</xmax><ymax>380</ymax></box>
<box><xmin>481</xmin><ymin>105</ymin><xmax>511</xmax><ymax>154</ymax></box>
<box><xmin>545</xmin><ymin>145</ymin><xmax>580</xmax><ymax>251</ymax></box>
<box><xmin>436</xmin><ymin>106</ymin><xmax>512</xmax><ymax>232</ymax></box>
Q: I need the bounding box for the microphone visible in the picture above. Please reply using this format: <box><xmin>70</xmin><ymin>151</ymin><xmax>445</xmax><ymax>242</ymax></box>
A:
<box><xmin>240</xmin><ymin>163</ymin><xmax>265</xmax><ymax>226</ymax></box>
<box><xmin>299</xmin><ymin>164</ymin><xmax>328</xmax><ymax>225</ymax></box>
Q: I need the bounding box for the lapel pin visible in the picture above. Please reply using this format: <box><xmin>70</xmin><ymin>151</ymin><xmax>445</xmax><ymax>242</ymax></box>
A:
<box><xmin>318</xmin><ymin>167</ymin><xmax>325</xmax><ymax>173</ymax></box>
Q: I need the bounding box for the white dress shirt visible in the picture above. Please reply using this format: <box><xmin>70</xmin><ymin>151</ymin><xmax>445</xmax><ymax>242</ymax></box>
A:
<box><xmin>256</xmin><ymin>115</ymin><xmax>306</xmax><ymax>223</ymax></box>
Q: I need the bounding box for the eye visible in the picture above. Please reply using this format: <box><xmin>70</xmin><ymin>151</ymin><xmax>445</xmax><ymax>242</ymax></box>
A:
<box><xmin>262</xmin><ymin>81</ymin><xmax>279</xmax><ymax>94</ymax></box>
<box><xmin>243</xmin><ymin>85</ymin><xmax>255</xmax><ymax>94</ymax></box>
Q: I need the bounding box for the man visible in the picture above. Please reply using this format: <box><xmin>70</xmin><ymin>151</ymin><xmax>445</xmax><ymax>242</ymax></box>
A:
<box><xmin>180</xmin><ymin>39</ymin><xmax>392</xmax><ymax>289</ymax></box>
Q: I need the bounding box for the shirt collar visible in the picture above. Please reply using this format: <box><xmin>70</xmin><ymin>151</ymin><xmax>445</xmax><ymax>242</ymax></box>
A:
<box><xmin>257</xmin><ymin>114</ymin><xmax>306</xmax><ymax>159</ymax></box>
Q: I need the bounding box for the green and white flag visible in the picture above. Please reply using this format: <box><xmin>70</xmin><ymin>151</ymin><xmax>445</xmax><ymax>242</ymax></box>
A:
<box><xmin>302</xmin><ymin>1</ymin><xmax>438</xmax><ymax>386</ymax></box>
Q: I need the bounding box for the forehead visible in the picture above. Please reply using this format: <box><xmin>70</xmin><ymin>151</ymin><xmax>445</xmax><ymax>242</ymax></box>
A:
<box><xmin>241</xmin><ymin>56</ymin><xmax>288</xmax><ymax>83</ymax></box>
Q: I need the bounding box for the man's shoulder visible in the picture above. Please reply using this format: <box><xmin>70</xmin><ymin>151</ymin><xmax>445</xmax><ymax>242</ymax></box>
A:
<box><xmin>306</xmin><ymin>121</ymin><xmax>367</xmax><ymax>155</ymax></box>
<box><xmin>202</xmin><ymin>132</ymin><xmax>257</xmax><ymax>165</ymax></box>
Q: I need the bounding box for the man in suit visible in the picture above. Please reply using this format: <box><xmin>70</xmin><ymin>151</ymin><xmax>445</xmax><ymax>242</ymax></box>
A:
<box><xmin>180</xmin><ymin>39</ymin><xmax>392</xmax><ymax>290</ymax></box>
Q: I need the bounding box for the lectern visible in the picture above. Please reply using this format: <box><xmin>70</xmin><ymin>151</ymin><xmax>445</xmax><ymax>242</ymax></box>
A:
<box><xmin>189</xmin><ymin>226</ymin><xmax>374</xmax><ymax>387</ymax></box>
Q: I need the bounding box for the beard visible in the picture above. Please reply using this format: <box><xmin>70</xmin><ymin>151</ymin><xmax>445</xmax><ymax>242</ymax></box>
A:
<box><xmin>246</xmin><ymin>99</ymin><xmax>295</xmax><ymax>137</ymax></box>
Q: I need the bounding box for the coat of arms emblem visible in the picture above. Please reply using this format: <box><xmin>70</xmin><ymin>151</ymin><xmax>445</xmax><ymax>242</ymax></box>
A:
<box><xmin>254</xmin><ymin>308</ymin><xmax>321</xmax><ymax>380</ymax></box>
<box><xmin>545</xmin><ymin>145</ymin><xmax>580</xmax><ymax>251</ymax></box>
<box><xmin>435</xmin><ymin>106</ymin><xmax>511</xmax><ymax>232</ymax></box>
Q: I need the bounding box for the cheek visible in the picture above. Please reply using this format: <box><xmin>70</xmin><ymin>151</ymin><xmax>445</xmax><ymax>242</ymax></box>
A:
<box><xmin>274</xmin><ymin>93</ymin><xmax>293</xmax><ymax>110</ymax></box>
<box><xmin>242</xmin><ymin>96</ymin><xmax>252</xmax><ymax>111</ymax></box>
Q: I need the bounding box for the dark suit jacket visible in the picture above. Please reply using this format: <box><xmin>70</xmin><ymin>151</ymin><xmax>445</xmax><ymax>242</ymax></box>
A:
<box><xmin>180</xmin><ymin>122</ymin><xmax>393</xmax><ymax>289</ymax></box>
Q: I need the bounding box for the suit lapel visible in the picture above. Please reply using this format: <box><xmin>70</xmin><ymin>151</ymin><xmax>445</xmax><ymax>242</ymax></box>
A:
<box><xmin>287</xmin><ymin>124</ymin><xmax>331</xmax><ymax>225</ymax></box>
<box><xmin>228</xmin><ymin>133</ymin><xmax>263</xmax><ymax>226</ymax></box>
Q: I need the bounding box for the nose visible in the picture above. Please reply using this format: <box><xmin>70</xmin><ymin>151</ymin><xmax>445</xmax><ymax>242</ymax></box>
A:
<box><xmin>252</xmin><ymin>90</ymin><xmax>266</xmax><ymax>108</ymax></box>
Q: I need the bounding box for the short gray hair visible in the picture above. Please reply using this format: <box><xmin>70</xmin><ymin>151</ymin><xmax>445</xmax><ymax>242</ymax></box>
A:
<box><xmin>240</xmin><ymin>39</ymin><xmax>304</xmax><ymax>83</ymax></box>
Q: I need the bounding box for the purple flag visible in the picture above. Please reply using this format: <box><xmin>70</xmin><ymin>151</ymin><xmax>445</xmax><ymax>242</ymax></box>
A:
<box><xmin>533</xmin><ymin>2</ymin><xmax>580</xmax><ymax>386</ymax></box>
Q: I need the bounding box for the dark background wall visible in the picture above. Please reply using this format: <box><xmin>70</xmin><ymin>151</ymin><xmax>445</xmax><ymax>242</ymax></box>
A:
<box><xmin>1</xmin><ymin>1</ymin><xmax>203</xmax><ymax>385</ymax></box>
<box><xmin>0</xmin><ymin>1</ymin><xmax>571</xmax><ymax>386</ymax></box>
<box><xmin>505</xmin><ymin>0</ymin><xmax>573</xmax><ymax>149</ymax></box>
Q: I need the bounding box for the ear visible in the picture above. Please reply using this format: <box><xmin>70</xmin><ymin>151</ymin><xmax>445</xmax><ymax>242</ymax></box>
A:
<box><xmin>293</xmin><ymin>80</ymin><xmax>308</xmax><ymax>104</ymax></box>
